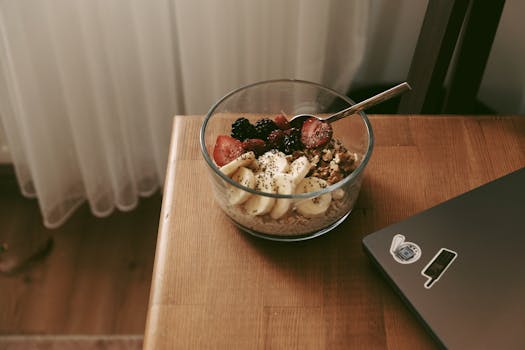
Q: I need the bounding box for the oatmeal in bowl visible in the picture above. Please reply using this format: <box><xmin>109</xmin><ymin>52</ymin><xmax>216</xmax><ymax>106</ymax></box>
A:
<box><xmin>200</xmin><ymin>80</ymin><xmax>373</xmax><ymax>241</ymax></box>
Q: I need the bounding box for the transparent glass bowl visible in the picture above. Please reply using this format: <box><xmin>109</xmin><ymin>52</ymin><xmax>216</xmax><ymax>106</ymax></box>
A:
<box><xmin>200</xmin><ymin>79</ymin><xmax>373</xmax><ymax>241</ymax></box>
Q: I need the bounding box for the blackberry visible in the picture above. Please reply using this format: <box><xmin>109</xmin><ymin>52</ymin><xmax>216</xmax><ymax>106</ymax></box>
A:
<box><xmin>282</xmin><ymin>128</ymin><xmax>302</xmax><ymax>154</ymax></box>
<box><xmin>231</xmin><ymin>117</ymin><xmax>256</xmax><ymax>141</ymax></box>
<box><xmin>267</xmin><ymin>129</ymin><xmax>285</xmax><ymax>150</ymax></box>
<box><xmin>254</xmin><ymin>118</ymin><xmax>278</xmax><ymax>139</ymax></box>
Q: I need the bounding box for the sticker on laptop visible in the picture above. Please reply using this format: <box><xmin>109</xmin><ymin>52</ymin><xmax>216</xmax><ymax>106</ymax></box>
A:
<box><xmin>421</xmin><ymin>248</ymin><xmax>457</xmax><ymax>289</ymax></box>
<box><xmin>390</xmin><ymin>234</ymin><xmax>421</xmax><ymax>264</ymax></box>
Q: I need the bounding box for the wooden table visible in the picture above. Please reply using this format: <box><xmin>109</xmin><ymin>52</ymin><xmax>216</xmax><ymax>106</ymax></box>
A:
<box><xmin>144</xmin><ymin>115</ymin><xmax>525</xmax><ymax>349</ymax></box>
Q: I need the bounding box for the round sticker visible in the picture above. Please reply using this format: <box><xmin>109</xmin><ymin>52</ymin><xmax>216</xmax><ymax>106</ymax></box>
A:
<box><xmin>390</xmin><ymin>234</ymin><xmax>422</xmax><ymax>264</ymax></box>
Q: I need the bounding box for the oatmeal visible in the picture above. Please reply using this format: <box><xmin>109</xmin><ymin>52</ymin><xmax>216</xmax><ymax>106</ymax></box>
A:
<box><xmin>211</xmin><ymin>114</ymin><xmax>362</xmax><ymax>236</ymax></box>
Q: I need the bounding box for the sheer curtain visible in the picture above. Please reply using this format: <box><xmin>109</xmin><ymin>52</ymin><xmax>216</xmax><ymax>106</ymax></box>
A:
<box><xmin>0</xmin><ymin>0</ymin><xmax>369</xmax><ymax>228</ymax></box>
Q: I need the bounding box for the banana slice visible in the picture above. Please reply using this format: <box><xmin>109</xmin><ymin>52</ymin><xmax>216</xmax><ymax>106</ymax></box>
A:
<box><xmin>332</xmin><ymin>188</ymin><xmax>345</xmax><ymax>200</ymax></box>
<box><xmin>228</xmin><ymin>167</ymin><xmax>255</xmax><ymax>205</ymax></box>
<box><xmin>258</xmin><ymin>151</ymin><xmax>289</xmax><ymax>174</ymax></box>
<box><xmin>219</xmin><ymin>151</ymin><xmax>256</xmax><ymax>176</ymax></box>
<box><xmin>270</xmin><ymin>173</ymin><xmax>295</xmax><ymax>219</ymax></box>
<box><xmin>244</xmin><ymin>172</ymin><xmax>276</xmax><ymax>216</ymax></box>
<box><xmin>289</xmin><ymin>156</ymin><xmax>310</xmax><ymax>184</ymax></box>
<box><xmin>295</xmin><ymin>177</ymin><xmax>332</xmax><ymax>217</ymax></box>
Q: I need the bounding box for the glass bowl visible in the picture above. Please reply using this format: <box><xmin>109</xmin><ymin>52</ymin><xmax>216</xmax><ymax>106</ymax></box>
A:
<box><xmin>200</xmin><ymin>79</ymin><xmax>373</xmax><ymax>241</ymax></box>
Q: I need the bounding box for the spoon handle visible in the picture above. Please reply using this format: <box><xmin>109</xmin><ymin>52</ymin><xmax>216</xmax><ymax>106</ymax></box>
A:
<box><xmin>325</xmin><ymin>82</ymin><xmax>411</xmax><ymax>123</ymax></box>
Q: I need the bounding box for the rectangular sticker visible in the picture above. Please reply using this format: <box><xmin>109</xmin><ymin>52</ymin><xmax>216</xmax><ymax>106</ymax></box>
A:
<box><xmin>421</xmin><ymin>248</ymin><xmax>457</xmax><ymax>289</ymax></box>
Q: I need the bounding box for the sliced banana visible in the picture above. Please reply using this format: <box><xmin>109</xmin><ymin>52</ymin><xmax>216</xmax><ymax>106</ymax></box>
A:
<box><xmin>289</xmin><ymin>156</ymin><xmax>310</xmax><ymax>184</ymax></box>
<box><xmin>295</xmin><ymin>177</ymin><xmax>332</xmax><ymax>217</ymax></box>
<box><xmin>258</xmin><ymin>151</ymin><xmax>289</xmax><ymax>174</ymax></box>
<box><xmin>270</xmin><ymin>173</ymin><xmax>295</xmax><ymax>219</ymax></box>
<box><xmin>219</xmin><ymin>151</ymin><xmax>256</xmax><ymax>177</ymax></box>
<box><xmin>228</xmin><ymin>167</ymin><xmax>255</xmax><ymax>205</ymax></box>
<box><xmin>332</xmin><ymin>188</ymin><xmax>345</xmax><ymax>200</ymax></box>
<box><xmin>244</xmin><ymin>172</ymin><xmax>276</xmax><ymax>216</ymax></box>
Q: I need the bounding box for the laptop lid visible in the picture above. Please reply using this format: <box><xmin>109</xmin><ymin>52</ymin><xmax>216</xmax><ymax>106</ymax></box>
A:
<box><xmin>362</xmin><ymin>167</ymin><xmax>525</xmax><ymax>349</ymax></box>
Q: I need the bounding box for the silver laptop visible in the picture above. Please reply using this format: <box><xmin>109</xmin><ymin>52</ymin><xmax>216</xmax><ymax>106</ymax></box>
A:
<box><xmin>363</xmin><ymin>167</ymin><xmax>525</xmax><ymax>349</ymax></box>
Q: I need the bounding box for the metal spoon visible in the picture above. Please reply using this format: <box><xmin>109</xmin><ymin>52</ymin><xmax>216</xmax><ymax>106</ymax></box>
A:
<box><xmin>290</xmin><ymin>82</ymin><xmax>411</xmax><ymax>125</ymax></box>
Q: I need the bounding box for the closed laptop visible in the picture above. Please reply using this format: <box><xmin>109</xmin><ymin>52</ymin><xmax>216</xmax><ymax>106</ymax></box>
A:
<box><xmin>363</xmin><ymin>167</ymin><xmax>525</xmax><ymax>349</ymax></box>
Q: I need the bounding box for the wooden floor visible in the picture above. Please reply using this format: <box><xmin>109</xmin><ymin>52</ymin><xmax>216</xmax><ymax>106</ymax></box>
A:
<box><xmin>0</xmin><ymin>168</ymin><xmax>160</xmax><ymax>336</ymax></box>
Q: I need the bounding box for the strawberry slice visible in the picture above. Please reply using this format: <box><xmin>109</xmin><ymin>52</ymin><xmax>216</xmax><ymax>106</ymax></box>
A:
<box><xmin>300</xmin><ymin>117</ymin><xmax>333</xmax><ymax>149</ymax></box>
<box><xmin>213</xmin><ymin>135</ymin><xmax>244</xmax><ymax>166</ymax></box>
<box><xmin>274</xmin><ymin>114</ymin><xmax>291</xmax><ymax>130</ymax></box>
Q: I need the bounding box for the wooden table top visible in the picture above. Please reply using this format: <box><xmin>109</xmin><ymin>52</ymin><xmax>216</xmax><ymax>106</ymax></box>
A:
<box><xmin>144</xmin><ymin>115</ymin><xmax>525</xmax><ymax>349</ymax></box>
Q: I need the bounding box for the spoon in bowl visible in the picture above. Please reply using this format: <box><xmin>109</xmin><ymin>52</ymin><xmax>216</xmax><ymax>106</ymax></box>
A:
<box><xmin>290</xmin><ymin>82</ymin><xmax>411</xmax><ymax>126</ymax></box>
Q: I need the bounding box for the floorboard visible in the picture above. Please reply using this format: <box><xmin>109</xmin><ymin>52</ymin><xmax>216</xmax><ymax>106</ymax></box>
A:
<box><xmin>0</xmin><ymin>175</ymin><xmax>160</xmax><ymax>335</ymax></box>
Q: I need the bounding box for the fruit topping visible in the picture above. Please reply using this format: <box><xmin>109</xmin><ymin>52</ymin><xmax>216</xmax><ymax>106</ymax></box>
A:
<box><xmin>231</xmin><ymin>117</ymin><xmax>256</xmax><ymax>141</ymax></box>
<box><xmin>267</xmin><ymin>129</ymin><xmax>286</xmax><ymax>150</ymax></box>
<box><xmin>289</xmin><ymin>156</ymin><xmax>310</xmax><ymax>184</ymax></box>
<box><xmin>274</xmin><ymin>114</ymin><xmax>291</xmax><ymax>130</ymax></box>
<box><xmin>213</xmin><ymin>135</ymin><xmax>244</xmax><ymax>166</ymax></box>
<box><xmin>219</xmin><ymin>152</ymin><xmax>256</xmax><ymax>176</ymax></box>
<box><xmin>242</xmin><ymin>138</ymin><xmax>267</xmax><ymax>156</ymax></box>
<box><xmin>295</xmin><ymin>177</ymin><xmax>332</xmax><ymax>217</ymax></box>
<box><xmin>270</xmin><ymin>173</ymin><xmax>295</xmax><ymax>219</ymax></box>
<box><xmin>254</xmin><ymin>118</ymin><xmax>278</xmax><ymax>139</ymax></box>
<box><xmin>290</xmin><ymin>117</ymin><xmax>306</xmax><ymax>130</ymax></box>
<box><xmin>257</xmin><ymin>151</ymin><xmax>289</xmax><ymax>174</ymax></box>
<box><xmin>282</xmin><ymin>128</ymin><xmax>302</xmax><ymax>154</ymax></box>
<box><xmin>300</xmin><ymin>117</ymin><xmax>333</xmax><ymax>149</ymax></box>
<box><xmin>228</xmin><ymin>166</ymin><xmax>256</xmax><ymax>205</ymax></box>
<box><xmin>244</xmin><ymin>172</ymin><xmax>276</xmax><ymax>216</ymax></box>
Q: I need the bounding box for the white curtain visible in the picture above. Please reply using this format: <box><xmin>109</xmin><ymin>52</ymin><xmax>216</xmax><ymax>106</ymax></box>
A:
<box><xmin>0</xmin><ymin>0</ymin><xmax>369</xmax><ymax>228</ymax></box>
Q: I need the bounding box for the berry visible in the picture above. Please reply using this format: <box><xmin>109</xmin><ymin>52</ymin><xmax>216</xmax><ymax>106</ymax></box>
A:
<box><xmin>282</xmin><ymin>128</ymin><xmax>302</xmax><ymax>154</ymax></box>
<box><xmin>284</xmin><ymin>127</ymin><xmax>301</xmax><ymax>138</ymax></box>
<box><xmin>290</xmin><ymin>117</ymin><xmax>306</xmax><ymax>130</ymax></box>
<box><xmin>267</xmin><ymin>129</ymin><xmax>285</xmax><ymax>150</ymax></box>
<box><xmin>274</xmin><ymin>114</ymin><xmax>291</xmax><ymax>130</ymax></box>
<box><xmin>213</xmin><ymin>135</ymin><xmax>244</xmax><ymax>166</ymax></box>
<box><xmin>254</xmin><ymin>118</ymin><xmax>278</xmax><ymax>139</ymax></box>
<box><xmin>231</xmin><ymin>117</ymin><xmax>256</xmax><ymax>141</ymax></box>
<box><xmin>300</xmin><ymin>117</ymin><xmax>333</xmax><ymax>149</ymax></box>
<box><xmin>242</xmin><ymin>138</ymin><xmax>267</xmax><ymax>156</ymax></box>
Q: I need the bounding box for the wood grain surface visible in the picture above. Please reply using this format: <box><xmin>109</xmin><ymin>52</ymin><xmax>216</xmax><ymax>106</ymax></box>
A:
<box><xmin>144</xmin><ymin>115</ymin><xmax>525</xmax><ymax>349</ymax></box>
<box><xmin>0</xmin><ymin>192</ymin><xmax>160</xmax><ymax>335</ymax></box>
